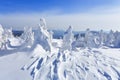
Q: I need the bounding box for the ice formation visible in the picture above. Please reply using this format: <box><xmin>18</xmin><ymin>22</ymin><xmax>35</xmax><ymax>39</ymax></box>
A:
<box><xmin>0</xmin><ymin>24</ymin><xmax>4</xmax><ymax>36</ymax></box>
<box><xmin>114</xmin><ymin>31</ymin><xmax>120</xmax><ymax>47</ymax></box>
<box><xmin>61</xmin><ymin>26</ymin><xmax>74</xmax><ymax>52</ymax></box>
<box><xmin>20</xmin><ymin>27</ymin><xmax>34</xmax><ymax>47</ymax></box>
<box><xmin>106</xmin><ymin>30</ymin><xmax>115</xmax><ymax>47</ymax></box>
<box><xmin>98</xmin><ymin>30</ymin><xmax>106</xmax><ymax>47</ymax></box>
<box><xmin>0</xmin><ymin>24</ymin><xmax>10</xmax><ymax>49</ymax></box>
<box><xmin>0</xmin><ymin>24</ymin><xmax>4</xmax><ymax>49</ymax></box>
<box><xmin>72</xmin><ymin>29</ymin><xmax>120</xmax><ymax>49</ymax></box>
<box><xmin>34</xmin><ymin>18</ymin><xmax>52</xmax><ymax>52</ymax></box>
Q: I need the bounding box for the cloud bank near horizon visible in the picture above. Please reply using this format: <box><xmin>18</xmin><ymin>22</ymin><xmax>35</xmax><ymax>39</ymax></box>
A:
<box><xmin>0</xmin><ymin>1</ymin><xmax>120</xmax><ymax>31</ymax></box>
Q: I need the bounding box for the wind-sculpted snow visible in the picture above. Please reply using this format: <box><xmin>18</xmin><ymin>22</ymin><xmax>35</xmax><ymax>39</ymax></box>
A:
<box><xmin>22</xmin><ymin>46</ymin><xmax>120</xmax><ymax>80</ymax></box>
<box><xmin>1</xmin><ymin>19</ymin><xmax>120</xmax><ymax>80</ymax></box>
<box><xmin>33</xmin><ymin>18</ymin><xmax>52</xmax><ymax>52</ymax></box>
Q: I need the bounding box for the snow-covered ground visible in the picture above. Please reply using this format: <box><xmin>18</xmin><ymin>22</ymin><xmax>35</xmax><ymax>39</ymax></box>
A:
<box><xmin>0</xmin><ymin>39</ymin><xmax>120</xmax><ymax>80</ymax></box>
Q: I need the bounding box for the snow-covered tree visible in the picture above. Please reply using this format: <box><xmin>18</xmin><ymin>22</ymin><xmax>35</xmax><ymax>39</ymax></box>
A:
<box><xmin>34</xmin><ymin>18</ymin><xmax>52</xmax><ymax>51</ymax></box>
<box><xmin>98</xmin><ymin>30</ymin><xmax>104</xmax><ymax>46</ymax></box>
<box><xmin>93</xmin><ymin>34</ymin><xmax>101</xmax><ymax>48</ymax></box>
<box><xmin>4</xmin><ymin>27</ymin><xmax>13</xmax><ymax>39</ymax></box>
<box><xmin>84</xmin><ymin>28</ymin><xmax>95</xmax><ymax>48</ymax></box>
<box><xmin>0</xmin><ymin>24</ymin><xmax>4</xmax><ymax>36</ymax></box>
<box><xmin>61</xmin><ymin>26</ymin><xmax>74</xmax><ymax>52</ymax></box>
<box><xmin>0</xmin><ymin>24</ymin><xmax>9</xmax><ymax>50</ymax></box>
<box><xmin>49</xmin><ymin>30</ymin><xmax>53</xmax><ymax>43</ymax></box>
<box><xmin>0</xmin><ymin>24</ymin><xmax>4</xmax><ymax>49</ymax></box>
<box><xmin>40</xmin><ymin>18</ymin><xmax>47</xmax><ymax>29</ymax></box>
<box><xmin>106</xmin><ymin>30</ymin><xmax>115</xmax><ymax>47</ymax></box>
<box><xmin>72</xmin><ymin>33</ymin><xmax>86</xmax><ymax>49</ymax></box>
<box><xmin>114</xmin><ymin>31</ymin><xmax>120</xmax><ymax>48</ymax></box>
<box><xmin>20</xmin><ymin>27</ymin><xmax>34</xmax><ymax>47</ymax></box>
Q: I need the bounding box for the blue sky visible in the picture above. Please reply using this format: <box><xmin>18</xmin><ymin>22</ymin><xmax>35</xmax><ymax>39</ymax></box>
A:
<box><xmin>0</xmin><ymin>0</ymin><xmax>120</xmax><ymax>31</ymax></box>
<box><xmin>0</xmin><ymin>0</ymin><xmax>119</xmax><ymax>14</ymax></box>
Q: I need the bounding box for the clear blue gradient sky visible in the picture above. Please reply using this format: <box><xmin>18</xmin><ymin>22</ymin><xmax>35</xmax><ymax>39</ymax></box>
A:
<box><xmin>0</xmin><ymin>0</ymin><xmax>120</xmax><ymax>31</ymax></box>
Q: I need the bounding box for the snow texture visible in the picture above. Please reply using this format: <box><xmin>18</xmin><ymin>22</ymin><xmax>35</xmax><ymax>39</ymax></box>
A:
<box><xmin>0</xmin><ymin>19</ymin><xmax>120</xmax><ymax>80</ymax></box>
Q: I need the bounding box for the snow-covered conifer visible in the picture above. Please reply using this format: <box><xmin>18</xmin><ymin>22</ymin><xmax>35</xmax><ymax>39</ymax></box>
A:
<box><xmin>106</xmin><ymin>30</ymin><xmax>115</xmax><ymax>47</ymax></box>
<box><xmin>61</xmin><ymin>26</ymin><xmax>74</xmax><ymax>52</ymax></box>
<box><xmin>84</xmin><ymin>28</ymin><xmax>95</xmax><ymax>48</ymax></box>
<box><xmin>0</xmin><ymin>24</ymin><xmax>9</xmax><ymax>49</ymax></box>
<box><xmin>114</xmin><ymin>31</ymin><xmax>120</xmax><ymax>48</ymax></box>
<box><xmin>34</xmin><ymin>18</ymin><xmax>52</xmax><ymax>51</ymax></box>
<box><xmin>20</xmin><ymin>27</ymin><xmax>34</xmax><ymax>47</ymax></box>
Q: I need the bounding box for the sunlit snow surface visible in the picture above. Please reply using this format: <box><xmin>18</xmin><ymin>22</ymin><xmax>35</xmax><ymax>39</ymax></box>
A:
<box><xmin>0</xmin><ymin>39</ymin><xmax>120</xmax><ymax>80</ymax></box>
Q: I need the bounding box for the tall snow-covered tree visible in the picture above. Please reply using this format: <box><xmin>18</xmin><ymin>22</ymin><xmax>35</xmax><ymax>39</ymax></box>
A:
<box><xmin>106</xmin><ymin>30</ymin><xmax>115</xmax><ymax>47</ymax></box>
<box><xmin>40</xmin><ymin>18</ymin><xmax>47</xmax><ymax>29</ymax></box>
<box><xmin>0</xmin><ymin>24</ymin><xmax>4</xmax><ymax>36</ymax></box>
<box><xmin>93</xmin><ymin>34</ymin><xmax>101</xmax><ymax>48</ymax></box>
<box><xmin>0</xmin><ymin>24</ymin><xmax>9</xmax><ymax>49</ymax></box>
<box><xmin>0</xmin><ymin>24</ymin><xmax>4</xmax><ymax>49</ymax></box>
<box><xmin>20</xmin><ymin>27</ymin><xmax>34</xmax><ymax>47</ymax></box>
<box><xmin>114</xmin><ymin>31</ymin><xmax>120</xmax><ymax>48</ymax></box>
<box><xmin>99</xmin><ymin>30</ymin><xmax>105</xmax><ymax>46</ymax></box>
<box><xmin>34</xmin><ymin>18</ymin><xmax>52</xmax><ymax>51</ymax></box>
<box><xmin>4</xmin><ymin>27</ymin><xmax>13</xmax><ymax>38</ymax></box>
<box><xmin>84</xmin><ymin>28</ymin><xmax>95</xmax><ymax>48</ymax></box>
<box><xmin>61</xmin><ymin>26</ymin><xmax>74</xmax><ymax>52</ymax></box>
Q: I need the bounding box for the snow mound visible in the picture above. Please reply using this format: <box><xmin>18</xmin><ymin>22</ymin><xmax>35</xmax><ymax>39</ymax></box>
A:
<box><xmin>23</xmin><ymin>47</ymin><xmax>120</xmax><ymax>80</ymax></box>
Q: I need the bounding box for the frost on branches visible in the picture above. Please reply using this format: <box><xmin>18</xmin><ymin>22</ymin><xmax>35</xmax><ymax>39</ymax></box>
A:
<box><xmin>72</xmin><ymin>28</ymin><xmax>120</xmax><ymax>49</ymax></box>
<box><xmin>106</xmin><ymin>30</ymin><xmax>115</xmax><ymax>47</ymax></box>
<box><xmin>114</xmin><ymin>31</ymin><xmax>120</xmax><ymax>48</ymax></box>
<box><xmin>20</xmin><ymin>27</ymin><xmax>34</xmax><ymax>47</ymax></box>
<box><xmin>34</xmin><ymin>18</ymin><xmax>52</xmax><ymax>52</ymax></box>
<box><xmin>0</xmin><ymin>24</ymin><xmax>4</xmax><ymax>49</ymax></box>
<box><xmin>61</xmin><ymin>26</ymin><xmax>74</xmax><ymax>52</ymax></box>
<box><xmin>0</xmin><ymin>24</ymin><xmax>14</xmax><ymax>50</ymax></box>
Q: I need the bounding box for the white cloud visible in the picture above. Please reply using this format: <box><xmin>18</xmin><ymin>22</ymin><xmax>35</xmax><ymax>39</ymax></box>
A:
<box><xmin>0</xmin><ymin>5</ymin><xmax>120</xmax><ymax>31</ymax></box>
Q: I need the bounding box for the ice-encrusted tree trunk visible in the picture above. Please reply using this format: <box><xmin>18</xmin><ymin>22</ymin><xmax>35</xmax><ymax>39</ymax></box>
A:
<box><xmin>34</xmin><ymin>18</ymin><xmax>52</xmax><ymax>52</ymax></box>
<box><xmin>61</xmin><ymin>26</ymin><xmax>74</xmax><ymax>52</ymax></box>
